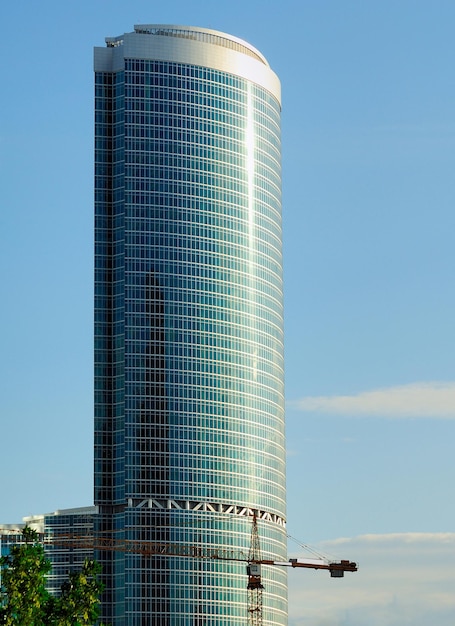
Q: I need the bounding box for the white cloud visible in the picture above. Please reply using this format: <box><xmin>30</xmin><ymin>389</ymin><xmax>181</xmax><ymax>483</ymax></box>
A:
<box><xmin>287</xmin><ymin>532</ymin><xmax>455</xmax><ymax>626</ymax></box>
<box><xmin>290</xmin><ymin>382</ymin><xmax>455</xmax><ymax>418</ymax></box>
<box><xmin>325</xmin><ymin>532</ymin><xmax>455</xmax><ymax>546</ymax></box>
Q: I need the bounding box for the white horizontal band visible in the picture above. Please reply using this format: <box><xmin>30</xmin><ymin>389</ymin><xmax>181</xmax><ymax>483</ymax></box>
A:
<box><xmin>128</xmin><ymin>498</ymin><xmax>286</xmax><ymax>527</ymax></box>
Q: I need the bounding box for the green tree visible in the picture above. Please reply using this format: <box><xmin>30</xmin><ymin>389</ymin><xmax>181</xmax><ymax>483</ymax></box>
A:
<box><xmin>0</xmin><ymin>526</ymin><xmax>51</xmax><ymax>625</ymax></box>
<box><xmin>47</xmin><ymin>560</ymin><xmax>104</xmax><ymax>626</ymax></box>
<box><xmin>0</xmin><ymin>527</ymin><xmax>104</xmax><ymax>626</ymax></box>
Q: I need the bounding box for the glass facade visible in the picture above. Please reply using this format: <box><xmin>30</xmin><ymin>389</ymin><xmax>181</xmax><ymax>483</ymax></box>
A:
<box><xmin>41</xmin><ymin>508</ymin><xmax>96</xmax><ymax>596</ymax></box>
<box><xmin>94</xmin><ymin>26</ymin><xmax>286</xmax><ymax>625</ymax></box>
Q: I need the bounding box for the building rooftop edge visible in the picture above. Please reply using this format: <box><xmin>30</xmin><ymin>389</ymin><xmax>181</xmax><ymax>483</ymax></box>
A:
<box><xmin>104</xmin><ymin>24</ymin><xmax>269</xmax><ymax>67</ymax></box>
<box><xmin>22</xmin><ymin>505</ymin><xmax>97</xmax><ymax>522</ymax></box>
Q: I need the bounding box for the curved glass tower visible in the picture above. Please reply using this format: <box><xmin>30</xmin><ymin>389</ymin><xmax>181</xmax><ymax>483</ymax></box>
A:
<box><xmin>94</xmin><ymin>25</ymin><xmax>285</xmax><ymax>625</ymax></box>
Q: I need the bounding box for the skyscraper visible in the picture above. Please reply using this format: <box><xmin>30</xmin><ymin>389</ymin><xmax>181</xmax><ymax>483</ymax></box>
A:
<box><xmin>94</xmin><ymin>25</ymin><xmax>285</xmax><ymax>625</ymax></box>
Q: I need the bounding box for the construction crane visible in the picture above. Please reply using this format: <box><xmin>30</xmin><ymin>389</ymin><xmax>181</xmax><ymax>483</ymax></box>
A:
<box><xmin>9</xmin><ymin>518</ymin><xmax>357</xmax><ymax>624</ymax></box>
<box><xmin>39</xmin><ymin>529</ymin><xmax>357</xmax><ymax>576</ymax></box>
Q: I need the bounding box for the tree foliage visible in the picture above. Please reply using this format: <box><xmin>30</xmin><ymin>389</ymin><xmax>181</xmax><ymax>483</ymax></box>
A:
<box><xmin>0</xmin><ymin>527</ymin><xmax>104</xmax><ymax>625</ymax></box>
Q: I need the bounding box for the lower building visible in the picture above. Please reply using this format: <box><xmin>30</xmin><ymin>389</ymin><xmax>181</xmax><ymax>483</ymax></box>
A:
<box><xmin>0</xmin><ymin>506</ymin><xmax>97</xmax><ymax>596</ymax></box>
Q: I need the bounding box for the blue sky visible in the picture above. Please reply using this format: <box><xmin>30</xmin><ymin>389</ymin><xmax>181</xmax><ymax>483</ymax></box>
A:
<box><xmin>1</xmin><ymin>1</ymin><xmax>454</xmax><ymax>624</ymax></box>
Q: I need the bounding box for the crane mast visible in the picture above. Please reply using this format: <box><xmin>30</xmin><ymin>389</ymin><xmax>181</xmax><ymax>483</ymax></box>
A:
<box><xmin>247</xmin><ymin>512</ymin><xmax>264</xmax><ymax>626</ymax></box>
